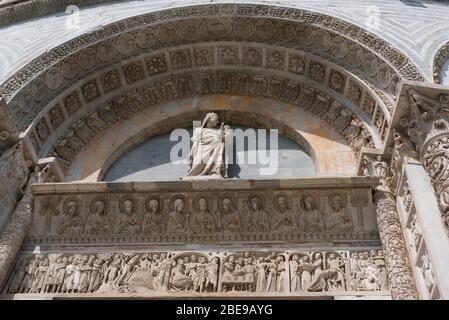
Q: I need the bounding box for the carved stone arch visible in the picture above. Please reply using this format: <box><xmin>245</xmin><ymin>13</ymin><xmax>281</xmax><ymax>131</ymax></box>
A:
<box><xmin>433</xmin><ymin>41</ymin><xmax>449</xmax><ymax>84</ymax></box>
<box><xmin>0</xmin><ymin>3</ymin><xmax>424</xmax><ymax>164</ymax></box>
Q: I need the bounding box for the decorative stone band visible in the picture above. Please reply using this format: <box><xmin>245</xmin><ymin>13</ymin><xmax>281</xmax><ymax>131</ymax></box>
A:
<box><xmin>28</xmin><ymin>178</ymin><xmax>381</xmax><ymax>245</ymax></box>
<box><xmin>373</xmin><ymin>188</ymin><xmax>418</xmax><ymax>300</ymax></box>
<box><xmin>2</xmin><ymin>248</ymin><xmax>390</xmax><ymax>297</ymax></box>
<box><xmin>41</xmin><ymin>70</ymin><xmax>379</xmax><ymax>173</ymax></box>
<box><xmin>433</xmin><ymin>41</ymin><xmax>449</xmax><ymax>84</ymax></box>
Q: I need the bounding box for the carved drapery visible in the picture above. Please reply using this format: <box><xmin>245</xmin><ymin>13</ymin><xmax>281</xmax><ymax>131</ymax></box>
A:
<box><xmin>373</xmin><ymin>188</ymin><xmax>418</xmax><ymax>300</ymax></box>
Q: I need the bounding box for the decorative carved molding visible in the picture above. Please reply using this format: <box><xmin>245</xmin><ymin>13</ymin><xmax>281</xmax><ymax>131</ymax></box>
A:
<box><xmin>0</xmin><ymin>3</ymin><xmax>422</xmax><ymax>153</ymax></box>
<box><xmin>433</xmin><ymin>41</ymin><xmax>449</xmax><ymax>84</ymax></box>
<box><xmin>28</xmin><ymin>180</ymin><xmax>380</xmax><ymax>245</ymax></box>
<box><xmin>43</xmin><ymin>70</ymin><xmax>376</xmax><ymax>173</ymax></box>
<box><xmin>373</xmin><ymin>188</ymin><xmax>418</xmax><ymax>300</ymax></box>
<box><xmin>2</xmin><ymin>248</ymin><xmax>389</xmax><ymax>297</ymax></box>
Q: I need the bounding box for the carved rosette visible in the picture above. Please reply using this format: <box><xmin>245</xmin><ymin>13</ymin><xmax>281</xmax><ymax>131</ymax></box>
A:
<box><xmin>374</xmin><ymin>189</ymin><xmax>418</xmax><ymax>300</ymax></box>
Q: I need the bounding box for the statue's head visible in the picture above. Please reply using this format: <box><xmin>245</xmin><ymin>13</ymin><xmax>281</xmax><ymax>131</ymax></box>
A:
<box><xmin>331</xmin><ymin>195</ymin><xmax>343</xmax><ymax>210</ymax></box>
<box><xmin>304</xmin><ymin>196</ymin><xmax>315</xmax><ymax>210</ymax></box>
<box><xmin>147</xmin><ymin>199</ymin><xmax>159</xmax><ymax>213</ymax></box>
<box><xmin>278</xmin><ymin>196</ymin><xmax>287</xmax><ymax>211</ymax></box>
<box><xmin>93</xmin><ymin>200</ymin><xmax>105</xmax><ymax>215</ymax></box>
<box><xmin>174</xmin><ymin>199</ymin><xmax>184</xmax><ymax>212</ymax></box>
<box><xmin>123</xmin><ymin>200</ymin><xmax>133</xmax><ymax>215</ymax></box>
<box><xmin>203</xmin><ymin>112</ymin><xmax>219</xmax><ymax>128</ymax></box>
<box><xmin>198</xmin><ymin>198</ymin><xmax>208</xmax><ymax>212</ymax></box>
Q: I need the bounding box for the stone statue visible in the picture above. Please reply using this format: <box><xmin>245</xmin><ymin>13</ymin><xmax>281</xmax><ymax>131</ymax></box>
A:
<box><xmin>220</xmin><ymin>198</ymin><xmax>241</xmax><ymax>233</ymax></box>
<box><xmin>167</xmin><ymin>198</ymin><xmax>188</xmax><ymax>234</ymax></box>
<box><xmin>248</xmin><ymin>196</ymin><xmax>270</xmax><ymax>233</ymax></box>
<box><xmin>142</xmin><ymin>199</ymin><xmax>165</xmax><ymax>235</ymax></box>
<box><xmin>183</xmin><ymin>112</ymin><xmax>230</xmax><ymax>179</ymax></box>
<box><xmin>191</xmin><ymin>197</ymin><xmax>218</xmax><ymax>233</ymax></box>
<box><xmin>298</xmin><ymin>195</ymin><xmax>324</xmax><ymax>232</ymax></box>
<box><xmin>324</xmin><ymin>194</ymin><xmax>353</xmax><ymax>232</ymax></box>
<box><xmin>117</xmin><ymin>198</ymin><xmax>140</xmax><ymax>234</ymax></box>
<box><xmin>271</xmin><ymin>196</ymin><xmax>298</xmax><ymax>233</ymax></box>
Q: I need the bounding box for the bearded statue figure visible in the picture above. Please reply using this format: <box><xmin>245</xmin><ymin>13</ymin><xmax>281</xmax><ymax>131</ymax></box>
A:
<box><xmin>183</xmin><ymin>112</ymin><xmax>231</xmax><ymax>180</ymax></box>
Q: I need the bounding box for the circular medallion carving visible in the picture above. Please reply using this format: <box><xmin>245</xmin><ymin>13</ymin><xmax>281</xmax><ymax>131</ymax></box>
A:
<box><xmin>331</xmin><ymin>36</ymin><xmax>348</xmax><ymax>58</ymax></box>
<box><xmin>348</xmin><ymin>44</ymin><xmax>364</xmax><ymax>67</ymax></box>
<box><xmin>313</xmin><ymin>29</ymin><xmax>331</xmax><ymax>51</ymax></box>
<box><xmin>295</xmin><ymin>25</ymin><xmax>313</xmax><ymax>46</ymax></box>
<box><xmin>275</xmin><ymin>21</ymin><xmax>294</xmax><ymax>42</ymax></box>
<box><xmin>156</xmin><ymin>22</ymin><xmax>178</xmax><ymax>43</ymax></box>
<box><xmin>254</xmin><ymin>19</ymin><xmax>275</xmax><ymax>40</ymax></box>
<box><xmin>45</xmin><ymin>67</ymin><xmax>64</xmax><ymax>90</ymax></box>
<box><xmin>200</xmin><ymin>18</ymin><xmax>232</xmax><ymax>39</ymax></box>
<box><xmin>233</xmin><ymin>18</ymin><xmax>255</xmax><ymax>39</ymax></box>
<box><xmin>363</xmin><ymin>52</ymin><xmax>379</xmax><ymax>77</ymax></box>
<box><xmin>377</xmin><ymin>63</ymin><xmax>391</xmax><ymax>89</ymax></box>
<box><xmin>136</xmin><ymin>28</ymin><xmax>156</xmax><ymax>48</ymax></box>
<box><xmin>96</xmin><ymin>41</ymin><xmax>117</xmax><ymax>62</ymax></box>
<box><xmin>177</xmin><ymin>20</ymin><xmax>199</xmax><ymax>41</ymax></box>
<box><xmin>30</xmin><ymin>78</ymin><xmax>48</xmax><ymax>101</ymax></box>
<box><xmin>116</xmin><ymin>34</ymin><xmax>136</xmax><ymax>55</ymax></box>
<box><xmin>78</xmin><ymin>48</ymin><xmax>97</xmax><ymax>70</ymax></box>
<box><xmin>61</xmin><ymin>56</ymin><xmax>80</xmax><ymax>80</ymax></box>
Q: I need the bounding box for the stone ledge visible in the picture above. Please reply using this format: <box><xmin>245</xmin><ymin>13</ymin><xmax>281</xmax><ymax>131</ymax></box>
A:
<box><xmin>31</xmin><ymin>177</ymin><xmax>380</xmax><ymax>194</ymax></box>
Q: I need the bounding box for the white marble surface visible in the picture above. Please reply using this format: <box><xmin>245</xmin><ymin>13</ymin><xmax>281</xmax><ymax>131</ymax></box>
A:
<box><xmin>0</xmin><ymin>0</ymin><xmax>449</xmax><ymax>84</ymax></box>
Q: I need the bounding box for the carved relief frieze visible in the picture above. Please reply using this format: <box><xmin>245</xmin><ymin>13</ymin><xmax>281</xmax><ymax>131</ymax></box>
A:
<box><xmin>3</xmin><ymin>248</ymin><xmax>388</xmax><ymax>296</ymax></box>
<box><xmin>28</xmin><ymin>185</ymin><xmax>379</xmax><ymax>244</ymax></box>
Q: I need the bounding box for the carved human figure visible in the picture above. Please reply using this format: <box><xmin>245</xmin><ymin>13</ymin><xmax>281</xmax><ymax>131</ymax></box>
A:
<box><xmin>153</xmin><ymin>253</ymin><xmax>169</xmax><ymax>291</ymax></box>
<box><xmin>220</xmin><ymin>198</ymin><xmax>241</xmax><ymax>233</ymax></box>
<box><xmin>324</xmin><ymin>195</ymin><xmax>353</xmax><ymax>232</ymax></box>
<box><xmin>221</xmin><ymin>255</ymin><xmax>236</xmax><ymax>292</ymax></box>
<box><xmin>191</xmin><ymin>198</ymin><xmax>218</xmax><ymax>233</ymax></box>
<box><xmin>265</xmin><ymin>253</ymin><xmax>280</xmax><ymax>292</ymax></box>
<box><xmin>44</xmin><ymin>258</ymin><xmax>59</xmax><ymax>293</ymax></box>
<box><xmin>88</xmin><ymin>258</ymin><xmax>104</xmax><ymax>293</ymax></box>
<box><xmin>56</xmin><ymin>200</ymin><xmax>80</xmax><ymax>235</ymax></box>
<box><xmin>117</xmin><ymin>199</ymin><xmax>140</xmax><ymax>234</ymax></box>
<box><xmin>19</xmin><ymin>259</ymin><xmax>38</xmax><ymax>293</ymax></box>
<box><xmin>421</xmin><ymin>254</ymin><xmax>435</xmax><ymax>290</ymax></box>
<box><xmin>170</xmin><ymin>260</ymin><xmax>193</xmax><ymax>292</ymax></box>
<box><xmin>243</xmin><ymin>257</ymin><xmax>257</xmax><ymax>292</ymax></box>
<box><xmin>249</xmin><ymin>196</ymin><xmax>270</xmax><ymax>232</ymax></box>
<box><xmin>205</xmin><ymin>257</ymin><xmax>219</xmax><ymax>292</ymax></box>
<box><xmin>31</xmin><ymin>259</ymin><xmax>49</xmax><ymax>293</ymax></box>
<box><xmin>184</xmin><ymin>112</ymin><xmax>230</xmax><ymax>179</ymax></box>
<box><xmin>167</xmin><ymin>198</ymin><xmax>188</xmax><ymax>234</ymax></box>
<box><xmin>186</xmin><ymin>254</ymin><xmax>200</xmax><ymax>291</ymax></box>
<box><xmin>85</xmin><ymin>200</ymin><xmax>112</xmax><ymax>235</ymax></box>
<box><xmin>142</xmin><ymin>199</ymin><xmax>166</xmax><ymax>235</ymax></box>
<box><xmin>298</xmin><ymin>195</ymin><xmax>324</xmax><ymax>232</ymax></box>
<box><xmin>271</xmin><ymin>196</ymin><xmax>298</xmax><ymax>233</ymax></box>
<box><xmin>299</xmin><ymin>255</ymin><xmax>314</xmax><ymax>291</ymax></box>
<box><xmin>255</xmin><ymin>257</ymin><xmax>269</xmax><ymax>292</ymax></box>
<box><xmin>289</xmin><ymin>254</ymin><xmax>301</xmax><ymax>292</ymax></box>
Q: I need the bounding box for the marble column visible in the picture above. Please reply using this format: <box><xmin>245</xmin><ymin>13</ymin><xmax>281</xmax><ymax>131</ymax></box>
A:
<box><xmin>0</xmin><ymin>194</ymin><xmax>33</xmax><ymax>287</ymax></box>
<box><xmin>374</xmin><ymin>188</ymin><xmax>418</xmax><ymax>300</ymax></box>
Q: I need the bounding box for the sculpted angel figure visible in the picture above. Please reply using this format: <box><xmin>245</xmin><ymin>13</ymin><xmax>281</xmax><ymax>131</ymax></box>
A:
<box><xmin>183</xmin><ymin>112</ymin><xmax>231</xmax><ymax>179</ymax></box>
